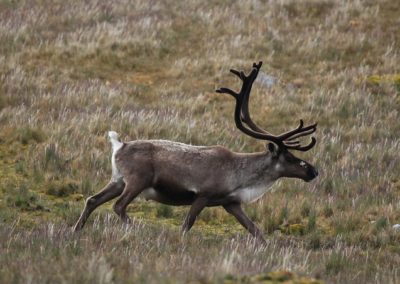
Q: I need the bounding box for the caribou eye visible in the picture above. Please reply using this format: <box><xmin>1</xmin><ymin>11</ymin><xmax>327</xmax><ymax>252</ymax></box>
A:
<box><xmin>300</xmin><ymin>161</ymin><xmax>307</xmax><ymax>167</ymax></box>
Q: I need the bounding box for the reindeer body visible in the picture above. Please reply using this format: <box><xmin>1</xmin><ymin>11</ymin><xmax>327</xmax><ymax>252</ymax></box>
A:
<box><xmin>111</xmin><ymin>138</ymin><xmax>278</xmax><ymax>207</ymax></box>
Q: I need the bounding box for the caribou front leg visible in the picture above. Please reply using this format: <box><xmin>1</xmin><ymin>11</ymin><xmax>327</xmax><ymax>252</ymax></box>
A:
<box><xmin>181</xmin><ymin>197</ymin><xmax>208</xmax><ymax>235</ymax></box>
<box><xmin>223</xmin><ymin>203</ymin><xmax>266</xmax><ymax>244</ymax></box>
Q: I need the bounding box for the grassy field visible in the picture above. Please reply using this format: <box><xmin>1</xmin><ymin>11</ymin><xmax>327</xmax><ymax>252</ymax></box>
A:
<box><xmin>0</xmin><ymin>0</ymin><xmax>399</xmax><ymax>283</ymax></box>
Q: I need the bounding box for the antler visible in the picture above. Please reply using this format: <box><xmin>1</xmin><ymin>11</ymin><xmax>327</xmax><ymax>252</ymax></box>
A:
<box><xmin>216</xmin><ymin>61</ymin><xmax>317</xmax><ymax>151</ymax></box>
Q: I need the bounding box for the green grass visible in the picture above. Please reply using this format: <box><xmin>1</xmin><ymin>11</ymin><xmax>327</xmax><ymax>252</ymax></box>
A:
<box><xmin>0</xmin><ymin>0</ymin><xmax>399</xmax><ymax>283</ymax></box>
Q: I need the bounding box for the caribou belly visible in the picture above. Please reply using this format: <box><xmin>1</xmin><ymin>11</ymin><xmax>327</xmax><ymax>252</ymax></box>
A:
<box><xmin>139</xmin><ymin>188</ymin><xmax>159</xmax><ymax>200</ymax></box>
<box><xmin>138</xmin><ymin>187</ymin><xmax>196</xmax><ymax>205</ymax></box>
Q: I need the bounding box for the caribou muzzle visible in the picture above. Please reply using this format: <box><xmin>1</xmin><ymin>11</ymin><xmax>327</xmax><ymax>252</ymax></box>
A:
<box><xmin>305</xmin><ymin>167</ymin><xmax>319</xmax><ymax>182</ymax></box>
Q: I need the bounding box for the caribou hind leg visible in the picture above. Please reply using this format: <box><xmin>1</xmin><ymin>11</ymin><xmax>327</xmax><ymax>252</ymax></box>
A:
<box><xmin>113</xmin><ymin>175</ymin><xmax>150</xmax><ymax>223</ymax></box>
<box><xmin>223</xmin><ymin>203</ymin><xmax>266</xmax><ymax>244</ymax></box>
<box><xmin>73</xmin><ymin>180</ymin><xmax>125</xmax><ymax>232</ymax></box>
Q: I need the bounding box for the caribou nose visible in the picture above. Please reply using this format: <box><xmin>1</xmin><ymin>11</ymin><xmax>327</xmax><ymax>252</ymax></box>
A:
<box><xmin>305</xmin><ymin>167</ymin><xmax>319</xmax><ymax>182</ymax></box>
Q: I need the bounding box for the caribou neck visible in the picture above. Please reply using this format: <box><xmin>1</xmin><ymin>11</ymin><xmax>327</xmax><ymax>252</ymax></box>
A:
<box><xmin>232</xmin><ymin>151</ymin><xmax>281</xmax><ymax>186</ymax></box>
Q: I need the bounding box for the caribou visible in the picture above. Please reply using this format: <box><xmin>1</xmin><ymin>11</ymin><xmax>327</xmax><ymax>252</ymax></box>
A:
<box><xmin>73</xmin><ymin>61</ymin><xmax>318</xmax><ymax>243</ymax></box>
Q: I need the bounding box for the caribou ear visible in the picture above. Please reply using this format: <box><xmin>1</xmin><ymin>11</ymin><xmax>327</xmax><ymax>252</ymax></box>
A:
<box><xmin>267</xmin><ymin>143</ymin><xmax>278</xmax><ymax>158</ymax></box>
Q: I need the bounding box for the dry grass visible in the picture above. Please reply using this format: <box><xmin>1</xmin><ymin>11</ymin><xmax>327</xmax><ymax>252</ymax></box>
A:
<box><xmin>0</xmin><ymin>0</ymin><xmax>399</xmax><ymax>283</ymax></box>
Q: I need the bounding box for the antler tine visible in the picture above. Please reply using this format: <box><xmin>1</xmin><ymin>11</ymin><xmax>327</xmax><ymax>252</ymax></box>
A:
<box><xmin>253</xmin><ymin>61</ymin><xmax>262</xmax><ymax>69</ymax></box>
<box><xmin>230</xmin><ymin>61</ymin><xmax>262</xmax><ymax>82</ymax></box>
<box><xmin>216</xmin><ymin>87</ymin><xmax>238</xmax><ymax>99</ymax></box>
<box><xmin>216</xmin><ymin>62</ymin><xmax>260</xmax><ymax>98</ymax></box>
<box><xmin>230</xmin><ymin>69</ymin><xmax>245</xmax><ymax>80</ymax></box>
<box><xmin>286</xmin><ymin>123</ymin><xmax>317</xmax><ymax>141</ymax></box>
<box><xmin>285</xmin><ymin>137</ymin><xmax>316</xmax><ymax>151</ymax></box>
<box><xmin>277</xmin><ymin>120</ymin><xmax>317</xmax><ymax>141</ymax></box>
<box><xmin>283</xmin><ymin>140</ymin><xmax>301</xmax><ymax>146</ymax></box>
<box><xmin>217</xmin><ymin>61</ymin><xmax>262</xmax><ymax>100</ymax></box>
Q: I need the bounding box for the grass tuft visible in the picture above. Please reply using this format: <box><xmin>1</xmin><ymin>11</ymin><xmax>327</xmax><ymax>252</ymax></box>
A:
<box><xmin>325</xmin><ymin>252</ymin><xmax>349</xmax><ymax>276</ymax></box>
<box><xmin>17</xmin><ymin>127</ymin><xmax>46</xmax><ymax>145</ymax></box>
<box><xmin>156</xmin><ymin>204</ymin><xmax>174</xmax><ymax>219</ymax></box>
